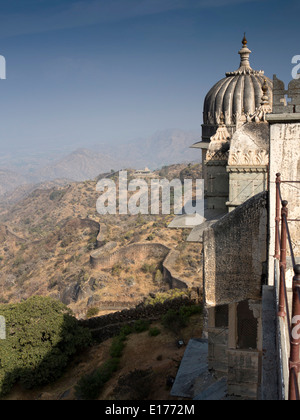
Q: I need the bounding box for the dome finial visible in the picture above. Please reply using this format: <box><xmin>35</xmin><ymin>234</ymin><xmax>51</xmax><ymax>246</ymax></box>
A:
<box><xmin>238</xmin><ymin>33</ymin><xmax>252</xmax><ymax>69</ymax></box>
<box><xmin>226</xmin><ymin>34</ymin><xmax>265</xmax><ymax>77</ymax></box>
<box><xmin>246</xmin><ymin>79</ymin><xmax>272</xmax><ymax>122</ymax></box>
<box><xmin>261</xmin><ymin>80</ymin><xmax>270</xmax><ymax>105</ymax></box>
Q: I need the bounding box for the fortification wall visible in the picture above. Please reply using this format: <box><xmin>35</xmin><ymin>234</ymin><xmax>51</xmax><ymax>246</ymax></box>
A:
<box><xmin>96</xmin><ymin>224</ymin><xmax>108</xmax><ymax>247</ymax></box>
<box><xmin>163</xmin><ymin>249</ymin><xmax>188</xmax><ymax>290</ymax></box>
<box><xmin>0</xmin><ymin>225</ymin><xmax>26</xmax><ymax>243</ymax></box>
<box><xmin>90</xmin><ymin>242</ymin><xmax>170</xmax><ymax>269</ymax></box>
<box><xmin>89</xmin><ymin>221</ymin><xmax>202</xmax><ymax>300</ymax></box>
<box><xmin>79</xmin><ymin>296</ymin><xmax>193</xmax><ymax>342</ymax></box>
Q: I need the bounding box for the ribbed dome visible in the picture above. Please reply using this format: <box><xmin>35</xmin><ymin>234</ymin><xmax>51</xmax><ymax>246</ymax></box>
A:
<box><xmin>202</xmin><ymin>36</ymin><xmax>273</xmax><ymax>139</ymax></box>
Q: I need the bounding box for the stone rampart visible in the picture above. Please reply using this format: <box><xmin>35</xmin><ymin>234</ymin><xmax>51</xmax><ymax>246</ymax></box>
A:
<box><xmin>96</xmin><ymin>224</ymin><xmax>108</xmax><ymax>247</ymax></box>
<box><xmin>163</xmin><ymin>249</ymin><xmax>189</xmax><ymax>290</ymax></box>
<box><xmin>79</xmin><ymin>296</ymin><xmax>194</xmax><ymax>342</ymax></box>
<box><xmin>90</xmin><ymin>242</ymin><xmax>170</xmax><ymax>269</ymax></box>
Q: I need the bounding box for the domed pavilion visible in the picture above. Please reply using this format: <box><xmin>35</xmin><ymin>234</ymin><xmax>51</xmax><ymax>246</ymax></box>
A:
<box><xmin>192</xmin><ymin>35</ymin><xmax>273</xmax><ymax>212</ymax></box>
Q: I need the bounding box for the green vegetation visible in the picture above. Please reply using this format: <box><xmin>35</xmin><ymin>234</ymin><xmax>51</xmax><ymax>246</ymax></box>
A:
<box><xmin>86</xmin><ymin>307</ymin><xmax>100</xmax><ymax>318</ymax></box>
<box><xmin>74</xmin><ymin>300</ymin><xmax>203</xmax><ymax>400</ymax></box>
<box><xmin>75</xmin><ymin>330</ymin><xmax>126</xmax><ymax>400</ymax></box>
<box><xmin>75</xmin><ymin>319</ymin><xmax>152</xmax><ymax>400</ymax></box>
<box><xmin>141</xmin><ymin>262</ymin><xmax>157</xmax><ymax>274</ymax></box>
<box><xmin>111</xmin><ymin>263</ymin><xmax>123</xmax><ymax>276</ymax></box>
<box><xmin>161</xmin><ymin>309</ymin><xmax>188</xmax><ymax>333</ymax></box>
<box><xmin>12</xmin><ymin>256</ymin><xmax>25</xmax><ymax>268</ymax></box>
<box><xmin>144</xmin><ymin>289</ymin><xmax>190</xmax><ymax>306</ymax></box>
<box><xmin>49</xmin><ymin>189</ymin><xmax>67</xmax><ymax>201</ymax></box>
<box><xmin>132</xmin><ymin>319</ymin><xmax>150</xmax><ymax>333</ymax></box>
<box><xmin>0</xmin><ymin>296</ymin><xmax>92</xmax><ymax>397</ymax></box>
<box><xmin>75</xmin><ymin>358</ymin><xmax>120</xmax><ymax>400</ymax></box>
<box><xmin>161</xmin><ymin>304</ymin><xmax>203</xmax><ymax>334</ymax></box>
<box><xmin>149</xmin><ymin>327</ymin><xmax>161</xmax><ymax>337</ymax></box>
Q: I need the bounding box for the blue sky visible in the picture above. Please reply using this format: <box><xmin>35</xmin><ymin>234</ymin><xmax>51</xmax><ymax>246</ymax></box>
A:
<box><xmin>0</xmin><ymin>0</ymin><xmax>299</xmax><ymax>154</ymax></box>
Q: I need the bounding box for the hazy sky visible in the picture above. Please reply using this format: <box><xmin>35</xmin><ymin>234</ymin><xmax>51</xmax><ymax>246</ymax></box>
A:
<box><xmin>0</xmin><ymin>0</ymin><xmax>299</xmax><ymax>154</ymax></box>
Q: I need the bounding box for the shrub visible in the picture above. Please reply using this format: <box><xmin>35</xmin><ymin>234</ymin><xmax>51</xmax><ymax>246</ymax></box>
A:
<box><xmin>49</xmin><ymin>189</ymin><xmax>67</xmax><ymax>201</ymax></box>
<box><xmin>0</xmin><ymin>296</ymin><xmax>92</xmax><ymax>396</ymax></box>
<box><xmin>86</xmin><ymin>307</ymin><xmax>99</xmax><ymax>318</ymax></box>
<box><xmin>109</xmin><ymin>336</ymin><xmax>126</xmax><ymax>358</ymax></box>
<box><xmin>119</xmin><ymin>325</ymin><xmax>133</xmax><ymax>336</ymax></box>
<box><xmin>161</xmin><ymin>309</ymin><xmax>188</xmax><ymax>334</ymax></box>
<box><xmin>161</xmin><ymin>304</ymin><xmax>203</xmax><ymax>334</ymax></box>
<box><xmin>179</xmin><ymin>304</ymin><xmax>203</xmax><ymax>318</ymax></box>
<box><xmin>149</xmin><ymin>327</ymin><xmax>161</xmax><ymax>337</ymax></box>
<box><xmin>141</xmin><ymin>263</ymin><xmax>156</xmax><ymax>274</ymax></box>
<box><xmin>111</xmin><ymin>263</ymin><xmax>123</xmax><ymax>276</ymax></box>
<box><xmin>144</xmin><ymin>289</ymin><xmax>190</xmax><ymax>306</ymax></box>
<box><xmin>75</xmin><ymin>358</ymin><xmax>120</xmax><ymax>400</ymax></box>
<box><xmin>133</xmin><ymin>320</ymin><xmax>150</xmax><ymax>333</ymax></box>
<box><xmin>124</xmin><ymin>230</ymin><xmax>134</xmax><ymax>240</ymax></box>
<box><xmin>75</xmin><ymin>329</ymin><xmax>128</xmax><ymax>400</ymax></box>
<box><xmin>12</xmin><ymin>256</ymin><xmax>25</xmax><ymax>267</ymax></box>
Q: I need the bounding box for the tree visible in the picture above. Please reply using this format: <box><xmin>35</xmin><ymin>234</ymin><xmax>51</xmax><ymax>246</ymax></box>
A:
<box><xmin>0</xmin><ymin>296</ymin><xmax>91</xmax><ymax>396</ymax></box>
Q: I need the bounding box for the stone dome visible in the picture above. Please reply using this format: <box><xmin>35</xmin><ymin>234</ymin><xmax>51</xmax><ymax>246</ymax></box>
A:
<box><xmin>202</xmin><ymin>36</ymin><xmax>273</xmax><ymax>142</ymax></box>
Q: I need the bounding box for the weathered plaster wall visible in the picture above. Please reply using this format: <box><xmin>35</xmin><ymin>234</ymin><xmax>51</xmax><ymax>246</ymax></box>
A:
<box><xmin>227</xmin><ymin>349</ymin><xmax>261</xmax><ymax>399</ymax></box>
<box><xmin>203</xmin><ymin>191</ymin><xmax>268</xmax><ymax>307</ymax></box>
<box><xmin>226</xmin><ymin>122</ymin><xmax>269</xmax><ymax>212</ymax></box>
<box><xmin>226</xmin><ymin>169</ymin><xmax>268</xmax><ymax>212</ymax></box>
<box><xmin>205</xmin><ymin>162</ymin><xmax>229</xmax><ymax>211</ymax></box>
<box><xmin>268</xmin><ymin>122</ymin><xmax>300</xmax><ymax>285</ymax></box>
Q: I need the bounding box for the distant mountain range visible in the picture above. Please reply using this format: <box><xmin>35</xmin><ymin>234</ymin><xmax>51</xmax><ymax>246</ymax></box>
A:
<box><xmin>0</xmin><ymin>169</ymin><xmax>27</xmax><ymax>197</ymax></box>
<box><xmin>0</xmin><ymin>129</ymin><xmax>201</xmax><ymax>198</ymax></box>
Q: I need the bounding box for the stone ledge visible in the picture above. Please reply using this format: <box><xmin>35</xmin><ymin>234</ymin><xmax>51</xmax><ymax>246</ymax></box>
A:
<box><xmin>226</xmin><ymin>166</ymin><xmax>268</xmax><ymax>173</ymax></box>
<box><xmin>266</xmin><ymin>113</ymin><xmax>300</xmax><ymax>123</ymax></box>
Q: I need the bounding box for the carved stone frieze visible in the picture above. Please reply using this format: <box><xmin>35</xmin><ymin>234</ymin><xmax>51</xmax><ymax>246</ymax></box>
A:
<box><xmin>228</xmin><ymin>149</ymin><xmax>269</xmax><ymax>167</ymax></box>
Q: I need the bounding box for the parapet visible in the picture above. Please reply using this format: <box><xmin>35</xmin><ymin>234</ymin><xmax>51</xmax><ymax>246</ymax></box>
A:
<box><xmin>272</xmin><ymin>75</ymin><xmax>300</xmax><ymax>114</ymax></box>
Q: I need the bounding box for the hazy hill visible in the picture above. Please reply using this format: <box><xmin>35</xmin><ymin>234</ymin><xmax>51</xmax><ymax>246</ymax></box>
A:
<box><xmin>0</xmin><ymin>179</ymin><xmax>72</xmax><ymax>208</ymax></box>
<box><xmin>35</xmin><ymin>149</ymin><xmax>120</xmax><ymax>182</ymax></box>
<box><xmin>96</xmin><ymin>128</ymin><xmax>200</xmax><ymax>170</ymax></box>
<box><xmin>0</xmin><ymin>169</ymin><xmax>27</xmax><ymax>197</ymax></box>
<box><xmin>0</xmin><ymin>129</ymin><xmax>201</xmax><ymax>198</ymax></box>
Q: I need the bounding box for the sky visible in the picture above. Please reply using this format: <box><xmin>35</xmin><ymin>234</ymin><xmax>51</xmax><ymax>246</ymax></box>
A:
<box><xmin>0</xmin><ymin>0</ymin><xmax>299</xmax><ymax>155</ymax></box>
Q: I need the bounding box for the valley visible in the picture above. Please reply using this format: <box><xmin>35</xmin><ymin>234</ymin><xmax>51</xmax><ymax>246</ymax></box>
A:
<box><xmin>0</xmin><ymin>164</ymin><xmax>203</xmax><ymax>319</ymax></box>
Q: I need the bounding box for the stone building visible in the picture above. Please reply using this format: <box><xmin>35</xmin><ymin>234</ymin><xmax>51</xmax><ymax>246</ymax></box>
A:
<box><xmin>192</xmin><ymin>35</ymin><xmax>273</xmax><ymax>213</ymax></box>
<box><xmin>187</xmin><ymin>36</ymin><xmax>300</xmax><ymax>399</ymax></box>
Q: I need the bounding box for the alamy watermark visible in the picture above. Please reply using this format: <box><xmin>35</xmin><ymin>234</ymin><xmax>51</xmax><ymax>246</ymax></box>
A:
<box><xmin>292</xmin><ymin>315</ymin><xmax>300</xmax><ymax>340</ymax></box>
<box><xmin>96</xmin><ymin>171</ymin><xmax>204</xmax><ymax>225</ymax></box>
<box><xmin>0</xmin><ymin>316</ymin><xmax>6</xmax><ymax>340</ymax></box>
<box><xmin>292</xmin><ymin>55</ymin><xmax>300</xmax><ymax>80</ymax></box>
<box><xmin>0</xmin><ymin>55</ymin><xmax>6</xmax><ymax>80</ymax></box>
